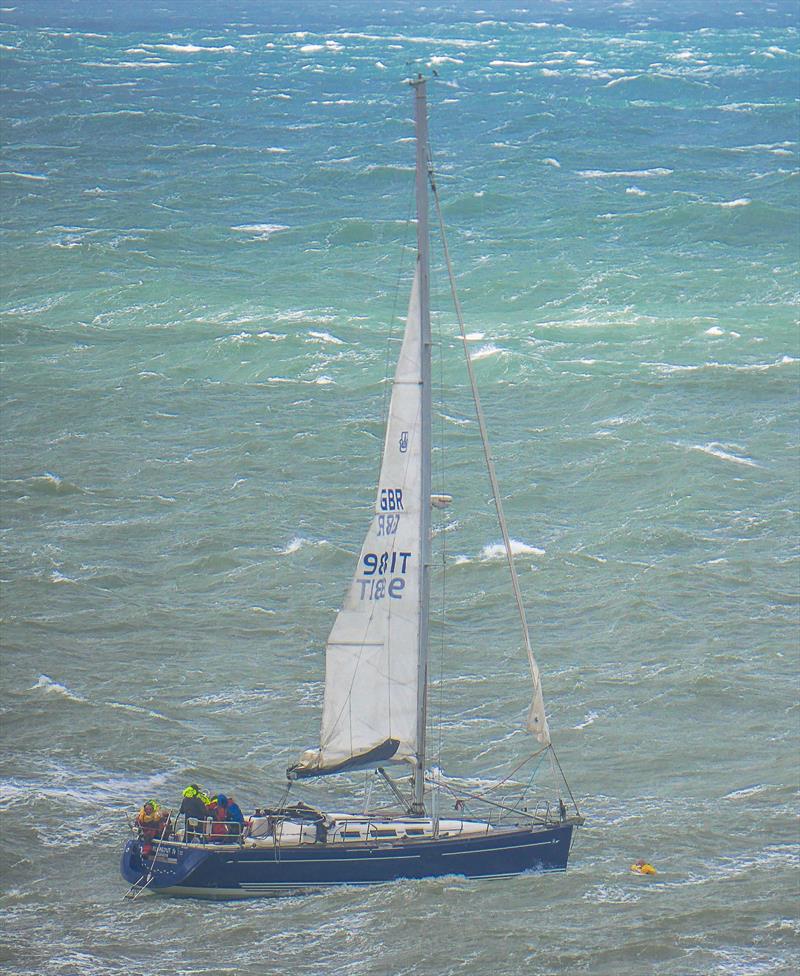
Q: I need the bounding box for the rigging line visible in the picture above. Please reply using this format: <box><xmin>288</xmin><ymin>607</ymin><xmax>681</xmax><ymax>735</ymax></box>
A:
<box><xmin>429</xmin><ymin>174</ymin><xmax>550</xmax><ymax>746</ymax></box>
<box><xmin>436</xmin><ymin>289</ymin><xmax>447</xmax><ymax>780</ymax></box>
<box><xmin>434</xmin><ymin>781</ymin><xmax>540</xmax><ymax>821</ymax></box>
<box><xmin>471</xmin><ymin>746</ymin><xmax>549</xmax><ymax>798</ymax></box>
<box><xmin>521</xmin><ymin>749</ymin><xmax>550</xmax><ymax>801</ymax></box>
<box><xmin>549</xmin><ymin>743</ymin><xmax>581</xmax><ymax>816</ymax></box>
<box><xmin>436</xmin><ymin>213</ymin><xmax>448</xmax><ymax>784</ymax></box>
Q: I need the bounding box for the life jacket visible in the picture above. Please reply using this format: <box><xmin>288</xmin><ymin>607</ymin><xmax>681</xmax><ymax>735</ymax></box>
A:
<box><xmin>210</xmin><ymin>805</ymin><xmax>229</xmax><ymax>836</ymax></box>
<box><xmin>136</xmin><ymin>802</ymin><xmax>162</xmax><ymax>826</ymax></box>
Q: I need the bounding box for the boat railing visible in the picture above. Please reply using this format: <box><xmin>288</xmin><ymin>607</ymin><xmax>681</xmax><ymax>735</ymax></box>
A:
<box><xmin>128</xmin><ymin>814</ymin><xmax>246</xmax><ymax>847</ymax></box>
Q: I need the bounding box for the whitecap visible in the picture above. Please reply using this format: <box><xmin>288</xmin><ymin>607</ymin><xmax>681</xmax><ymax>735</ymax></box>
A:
<box><xmin>299</xmin><ymin>40</ymin><xmax>343</xmax><ymax>53</ymax></box>
<box><xmin>713</xmin><ymin>198</ymin><xmax>751</xmax><ymax>208</ymax></box>
<box><xmin>470</xmin><ymin>343</ymin><xmax>502</xmax><ymax>361</ymax></box>
<box><xmin>573</xmin><ymin>710</ymin><xmax>599</xmax><ymax>730</ymax></box>
<box><xmin>274</xmin><ymin>535</ymin><xmax>329</xmax><ymax>553</ymax></box>
<box><xmin>32</xmin><ymin>675</ymin><xmax>86</xmax><ymax>703</ymax></box>
<box><xmin>33</xmin><ymin>471</ymin><xmax>62</xmax><ymax>487</ymax></box>
<box><xmin>688</xmin><ymin>443</ymin><xmax>760</xmax><ymax>468</ymax></box>
<box><xmin>650</xmin><ymin>357</ymin><xmax>796</xmax><ymax>375</ymax></box>
<box><xmin>480</xmin><ymin>540</ymin><xmax>545</xmax><ymax>560</ymax></box>
<box><xmin>307</xmin><ymin>330</ymin><xmax>344</xmax><ymax>344</ymax></box>
<box><xmin>464</xmin><ymin>331</ymin><xmax>485</xmax><ymax>341</ymax></box>
<box><xmin>49</xmin><ymin>571</ymin><xmax>79</xmax><ymax>584</ymax></box>
<box><xmin>705</xmin><ymin>326</ymin><xmax>724</xmax><ymax>336</ymax></box>
<box><xmin>215</xmin><ymin>331</ymin><xmax>253</xmax><ymax>345</ymax></box>
<box><xmin>722</xmin><ymin>784</ymin><xmax>767</xmax><ymax>800</ymax></box>
<box><xmin>231</xmin><ymin>223</ymin><xmax>289</xmax><ymax>237</ymax></box>
<box><xmin>578</xmin><ymin>167</ymin><xmax>672</xmax><ymax>178</ymax></box>
<box><xmin>626</xmin><ymin>186</ymin><xmax>646</xmax><ymax>195</ymax></box>
<box><xmin>106</xmin><ymin>700</ymin><xmax>172</xmax><ymax>721</ymax></box>
<box><xmin>90</xmin><ymin>60</ymin><xmax>178</xmax><ymax>69</ymax></box>
<box><xmin>543</xmin><ymin>158</ymin><xmax>561</xmax><ymax>168</ymax></box>
<box><xmin>148</xmin><ymin>43</ymin><xmax>235</xmax><ymax>54</ymax></box>
<box><xmin>489</xmin><ymin>60</ymin><xmax>536</xmax><ymax>68</ymax></box>
<box><xmin>333</xmin><ymin>31</ymin><xmax>487</xmax><ymax>49</ymax></box>
<box><xmin>541</xmin><ymin>68</ymin><xmax>560</xmax><ymax>77</ymax></box>
<box><xmin>429</xmin><ymin>55</ymin><xmax>464</xmax><ymax>65</ymax></box>
<box><xmin>583</xmin><ymin>884</ymin><xmax>640</xmax><ymax>905</ymax></box>
<box><xmin>276</xmin><ymin>537</ymin><xmax>306</xmax><ymax>555</ymax></box>
<box><xmin>0</xmin><ymin>170</ymin><xmax>48</xmax><ymax>181</ymax></box>
<box><xmin>441</xmin><ymin>413</ymin><xmax>472</xmax><ymax>427</ymax></box>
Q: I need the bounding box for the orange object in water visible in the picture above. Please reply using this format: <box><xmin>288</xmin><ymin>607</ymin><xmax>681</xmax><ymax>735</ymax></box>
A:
<box><xmin>630</xmin><ymin>859</ymin><xmax>656</xmax><ymax>875</ymax></box>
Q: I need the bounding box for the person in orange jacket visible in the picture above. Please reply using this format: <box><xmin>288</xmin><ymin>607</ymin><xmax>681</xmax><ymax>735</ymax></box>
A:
<box><xmin>135</xmin><ymin>799</ymin><xmax>170</xmax><ymax>855</ymax></box>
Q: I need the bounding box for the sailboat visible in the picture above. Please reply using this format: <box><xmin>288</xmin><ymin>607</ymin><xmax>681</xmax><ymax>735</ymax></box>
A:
<box><xmin>121</xmin><ymin>76</ymin><xmax>582</xmax><ymax>899</ymax></box>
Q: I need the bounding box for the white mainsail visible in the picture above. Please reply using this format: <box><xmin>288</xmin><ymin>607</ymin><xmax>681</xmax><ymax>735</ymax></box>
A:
<box><xmin>291</xmin><ymin>268</ymin><xmax>424</xmax><ymax>777</ymax></box>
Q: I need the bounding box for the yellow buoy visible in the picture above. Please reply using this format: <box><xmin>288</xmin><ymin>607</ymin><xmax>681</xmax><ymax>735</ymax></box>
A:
<box><xmin>630</xmin><ymin>859</ymin><xmax>656</xmax><ymax>875</ymax></box>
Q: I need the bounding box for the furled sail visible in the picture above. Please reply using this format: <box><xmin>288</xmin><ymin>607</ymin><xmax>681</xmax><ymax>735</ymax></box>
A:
<box><xmin>290</xmin><ymin>269</ymin><xmax>424</xmax><ymax>778</ymax></box>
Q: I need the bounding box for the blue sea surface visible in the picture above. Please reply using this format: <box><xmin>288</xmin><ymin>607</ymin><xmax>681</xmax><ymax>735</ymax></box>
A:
<box><xmin>1</xmin><ymin>2</ymin><xmax>798</xmax><ymax>974</ymax></box>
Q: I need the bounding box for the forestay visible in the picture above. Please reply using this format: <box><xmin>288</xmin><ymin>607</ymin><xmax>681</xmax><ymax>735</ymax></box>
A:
<box><xmin>291</xmin><ymin>268</ymin><xmax>424</xmax><ymax>778</ymax></box>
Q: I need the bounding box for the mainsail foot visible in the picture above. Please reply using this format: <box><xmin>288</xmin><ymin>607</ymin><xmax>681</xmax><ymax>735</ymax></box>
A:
<box><xmin>287</xmin><ymin>739</ymin><xmax>401</xmax><ymax>780</ymax></box>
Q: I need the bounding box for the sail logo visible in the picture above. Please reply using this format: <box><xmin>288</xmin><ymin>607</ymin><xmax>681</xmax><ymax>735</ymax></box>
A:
<box><xmin>399</xmin><ymin>431</ymin><xmax>409</xmax><ymax>453</ymax></box>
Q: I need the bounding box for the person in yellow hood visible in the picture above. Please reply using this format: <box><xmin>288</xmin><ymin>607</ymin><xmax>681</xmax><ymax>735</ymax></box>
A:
<box><xmin>135</xmin><ymin>799</ymin><xmax>170</xmax><ymax>855</ymax></box>
<box><xmin>179</xmin><ymin>786</ymin><xmax>208</xmax><ymax>840</ymax></box>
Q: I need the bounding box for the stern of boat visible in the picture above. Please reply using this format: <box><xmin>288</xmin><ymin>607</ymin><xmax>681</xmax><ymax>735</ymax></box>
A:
<box><xmin>121</xmin><ymin>839</ymin><xmax>212</xmax><ymax>896</ymax></box>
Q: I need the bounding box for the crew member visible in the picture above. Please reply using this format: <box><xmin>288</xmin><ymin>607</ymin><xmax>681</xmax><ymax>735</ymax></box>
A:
<box><xmin>135</xmin><ymin>799</ymin><xmax>169</xmax><ymax>856</ymax></box>
<box><xmin>225</xmin><ymin>794</ymin><xmax>246</xmax><ymax>838</ymax></box>
<box><xmin>210</xmin><ymin>794</ymin><xmax>230</xmax><ymax>840</ymax></box>
<box><xmin>179</xmin><ymin>785</ymin><xmax>208</xmax><ymax>841</ymax></box>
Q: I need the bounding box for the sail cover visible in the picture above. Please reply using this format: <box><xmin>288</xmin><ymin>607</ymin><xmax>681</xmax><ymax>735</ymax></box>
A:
<box><xmin>290</xmin><ymin>270</ymin><xmax>424</xmax><ymax>778</ymax></box>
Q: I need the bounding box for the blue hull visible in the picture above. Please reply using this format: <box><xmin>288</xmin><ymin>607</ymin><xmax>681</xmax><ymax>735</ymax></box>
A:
<box><xmin>121</xmin><ymin>823</ymin><xmax>575</xmax><ymax>898</ymax></box>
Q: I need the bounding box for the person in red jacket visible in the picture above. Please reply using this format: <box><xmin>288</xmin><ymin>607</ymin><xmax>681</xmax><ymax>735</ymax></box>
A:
<box><xmin>210</xmin><ymin>793</ymin><xmax>230</xmax><ymax>840</ymax></box>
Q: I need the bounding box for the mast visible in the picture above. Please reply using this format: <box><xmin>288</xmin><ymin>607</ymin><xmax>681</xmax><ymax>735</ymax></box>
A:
<box><xmin>411</xmin><ymin>75</ymin><xmax>432</xmax><ymax>816</ymax></box>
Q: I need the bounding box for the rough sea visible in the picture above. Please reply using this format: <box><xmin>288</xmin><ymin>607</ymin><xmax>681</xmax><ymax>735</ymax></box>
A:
<box><xmin>1</xmin><ymin>1</ymin><xmax>798</xmax><ymax>973</ymax></box>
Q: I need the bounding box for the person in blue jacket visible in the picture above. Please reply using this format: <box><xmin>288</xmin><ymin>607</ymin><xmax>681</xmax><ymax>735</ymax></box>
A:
<box><xmin>225</xmin><ymin>794</ymin><xmax>245</xmax><ymax>837</ymax></box>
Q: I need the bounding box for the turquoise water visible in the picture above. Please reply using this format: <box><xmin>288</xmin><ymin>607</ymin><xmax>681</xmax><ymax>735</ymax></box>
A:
<box><xmin>1</xmin><ymin>1</ymin><xmax>798</xmax><ymax>974</ymax></box>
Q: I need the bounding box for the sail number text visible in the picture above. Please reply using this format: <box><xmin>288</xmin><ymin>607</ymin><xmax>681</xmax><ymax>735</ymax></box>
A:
<box><xmin>379</xmin><ymin>488</ymin><xmax>404</xmax><ymax>511</ymax></box>
<box><xmin>377</xmin><ymin>514</ymin><xmax>400</xmax><ymax>536</ymax></box>
<box><xmin>357</xmin><ymin>550</ymin><xmax>412</xmax><ymax>601</ymax></box>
